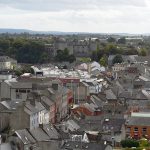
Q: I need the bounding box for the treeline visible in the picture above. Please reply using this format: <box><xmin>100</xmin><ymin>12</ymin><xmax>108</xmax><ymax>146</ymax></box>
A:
<box><xmin>0</xmin><ymin>37</ymin><xmax>50</xmax><ymax>64</ymax></box>
<box><xmin>55</xmin><ymin>48</ymin><xmax>76</xmax><ymax>63</ymax></box>
<box><xmin>0</xmin><ymin>36</ymin><xmax>148</xmax><ymax>65</ymax></box>
<box><xmin>91</xmin><ymin>42</ymin><xmax>147</xmax><ymax>66</ymax></box>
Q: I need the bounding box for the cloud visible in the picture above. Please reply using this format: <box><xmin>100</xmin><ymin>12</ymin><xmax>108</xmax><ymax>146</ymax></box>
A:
<box><xmin>0</xmin><ymin>0</ymin><xmax>149</xmax><ymax>33</ymax></box>
<box><xmin>0</xmin><ymin>0</ymin><xmax>147</xmax><ymax>11</ymax></box>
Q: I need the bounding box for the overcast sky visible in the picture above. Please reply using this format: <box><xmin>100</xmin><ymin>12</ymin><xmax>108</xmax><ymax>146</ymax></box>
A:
<box><xmin>0</xmin><ymin>0</ymin><xmax>150</xmax><ymax>33</ymax></box>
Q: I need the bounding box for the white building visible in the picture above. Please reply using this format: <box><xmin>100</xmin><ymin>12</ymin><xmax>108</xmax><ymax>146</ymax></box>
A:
<box><xmin>0</xmin><ymin>56</ymin><xmax>17</xmax><ymax>70</ymax></box>
<box><xmin>0</xmin><ymin>79</ymin><xmax>32</xmax><ymax>101</ymax></box>
<box><xmin>112</xmin><ymin>63</ymin><xmax>127</xmax><ymax>72</ymax></box>
<box><xmin>89</xmin><ymin>61</ymin><xmax>106</xmax><ymax>74</ymax></box>
<box><xmin>84</xmin><ymin>80</ymin><xmax>102</xmax><ymax>94</ymax></box>
<box><xmin>24</xmin><ymin>101</ymin><xmax>47</xmax><ymax>130</ymax></box>
<box><xmin>24</xmin><ymin>104</ymin><xmax>39</xmax><ymax>130</ymax></box>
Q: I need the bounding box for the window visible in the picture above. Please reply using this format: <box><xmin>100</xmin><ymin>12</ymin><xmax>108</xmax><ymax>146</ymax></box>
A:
<box><xmin>19</xmin><ymin>89</ymin><xmax>26</xmax><ymax>93</ymax></box>
<box><xmin>143</xmin><ymin>128</ymin><xmax>147</xmax><ymax>132</ymax></box>
<box><xmin>16</xmin><ymin>93</ymin><xmax>22</xmax><ymax>99</ymax></box>
<box><xmin>127</xmin><ymin>127</ymin><xmax>131</xmax><ymax>133</ymax></box>
<box><xmin>134</xmin><ymin>127</ymin><xmax>138</xmax><ymax>132</ymax></box>
<box><xmin>108</xmin><ymin>110</ymin><xmax>111</xmax><ymax>113</ymax></box>
<box><xmin>27</xmin><ymin>90</ymin><xmax>30</xmax><ymax>93</ymax></box>
<box><xmin>32</xmin><ymin>120</ymin><xmax>34</xmax><ymax>126</ymax></box>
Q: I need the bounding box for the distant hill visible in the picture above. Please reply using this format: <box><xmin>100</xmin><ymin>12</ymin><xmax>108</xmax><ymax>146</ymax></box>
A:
<box><xmin>0</xmin><ymin>28</ymin><xmax>148</xmax><ymax>36</ymax></box>
<box><xmin>0</xmin><ymin>28</ymin><xmax>88</xmax><ymax>35</ymax></box>
<box><xmin>0</xmin><ymin>28</ymin><xmax>33</xmax><ymax>34</ymax></box>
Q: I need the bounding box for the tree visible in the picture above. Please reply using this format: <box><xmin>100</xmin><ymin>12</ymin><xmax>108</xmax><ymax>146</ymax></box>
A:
<box><xmin>64</xmin><ymin>48</ymin><xmax>69</xmax><ymax>56</ymax></box>
<box><xmin>55</xmin><ymin>50</ymin><xmax>64</xmax><ymax>62</ymax></box>
<box><xmin>0</xmin><ymin>39</ymin><xmax>10</xmax><ymax>50</ymax></box>
<box><xmin>105</xmin><ymin>44</ymin><xmax>118</xmax><ymax>55</ymax></box>
<box><xmin>16</xmin><ymin>40</ymin><xmax>46</xmax><ymax>64</ymax></box>
<box><xmin>124</xmin><ymin>49</ymin><xmax>138</xmax><ymax>55</ymax></box>
<box><xmin>96</xmin><ymin>43</ymin><xmax>100</xmax><ymax>52</ymax></box>
<box><xmin>14</xmin><ymin>69</ymin><xmax>23</xmax><ymax>76</ymax></box>
<box><xmin>113</xmin><ymin>54</ymin><xmax>123</xmax><ymax>64</ymax></box>
<box><xmin>68</xmin><ymin>54</ymin><xmax>76</xmax><ymax>63</ymax></box>
<box><xmin>117</xmin><ymin>37</ymin><xmax>126</xmax><ymax>44</ymax></box>
<box><xmin>99</xmin><ymin>56</ymin><xmax>107</xmax><ymax>67</ymax></box>
<box><xmin>121</xmin><ymin>139</ymin><xmax>139</xmax><ymax>148</ymax></box>
<box><xmin>139</xmin><ymin>48</ymin><xmax>147</xmax><ymax>56</ymax></box>
<box><xmin>40</xmin><ymin>52</ymin><xmax>49</xmax><ymax>63</ymax></box>
<box><xmin>107</xmin><ymin>37</ymin><xmax>116</xmax><ymax>43</ymax></box>
<box><xmin>140</xmin><ymin>138</ymin><xmax>150</xmax><ymax>147</ymax></box>
<box><xmin>79</xmin><ymin>57</ymin><xmax>91</xmax><ymax>63</ymax></box>
<box><xmin>55</xmin><ymin>49</ymin><xmax>76</xmax><ymax>63</ymax></box>
<box><xmin>91</xmin><ymin>51</ymin><xmax>98</xmax><ymax>61</ymax></box>
<box><xmin>0</xmin><ymin>37</ymin><xmax>51</xmax><ymax>64</ymax></box>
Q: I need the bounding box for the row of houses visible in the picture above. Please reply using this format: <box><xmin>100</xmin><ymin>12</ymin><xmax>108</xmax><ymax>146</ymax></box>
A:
<box><xmin>1</xmin><ymin>55</ymin><xmax>150</xmax><ymax>149</ymax></box>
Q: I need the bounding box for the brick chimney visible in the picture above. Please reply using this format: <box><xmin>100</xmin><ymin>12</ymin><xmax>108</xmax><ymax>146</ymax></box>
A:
<box><xmin>52</xmin><ymin>83</ymin><xmax>58</xmax><ymax>91</ymax></box>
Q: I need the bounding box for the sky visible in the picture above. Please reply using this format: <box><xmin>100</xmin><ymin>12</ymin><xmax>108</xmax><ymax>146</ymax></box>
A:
<box><xmin>0</xmin><ymin>0</ymin><xmax>150</xmax><ymax>33</ymax></box>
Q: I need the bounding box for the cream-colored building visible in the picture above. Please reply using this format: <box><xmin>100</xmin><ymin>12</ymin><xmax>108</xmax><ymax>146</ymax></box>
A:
<box><xmin>0</xmin><ymin>56</ymin><xmax>17</xmax><ymax>70</ymax></box>
<box><xmin>112</xmin><ymin>63</ymin><xmax>127</xmax><ymax>72</ymax></box>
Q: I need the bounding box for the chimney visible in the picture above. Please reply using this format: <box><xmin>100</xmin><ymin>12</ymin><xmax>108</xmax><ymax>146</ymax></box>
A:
<box><xmin>52</xmin><ymin>83</ymin><xmax>58</xmax><ymax>91</ymax></box>
<box><xmin>39</xmin><ymin>123</ymin><xmax>43</xmax><ymax>129</ymax></box>
<box><xmin>30</xmin><ymin>98</ymin><xmax>35</xmax><ymax>106</ymax></box>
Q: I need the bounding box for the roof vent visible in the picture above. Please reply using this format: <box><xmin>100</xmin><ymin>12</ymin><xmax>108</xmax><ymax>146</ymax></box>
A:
<box><xmin>66</xmin><ymin>143</ymin><xmax>70</xmax><ymax>147</ymax></box>
<box><xmin>75</xmin><ymin>145</ymin><xmax>79</xmax><ymax>148</ymax></box>
<box><xmin>25</xmin><ymin>136</ymin><xmax>28</xmax><ymax>141</ymax></box>
<box><xmin>85</xmin><ymin>145</ymin><xmax>89</xmax><ymax>149</ymax></box>
<box><xmin>105</xmin><ymin>118</ymin><xmax>109</xmax><ymax>122</ymax></box>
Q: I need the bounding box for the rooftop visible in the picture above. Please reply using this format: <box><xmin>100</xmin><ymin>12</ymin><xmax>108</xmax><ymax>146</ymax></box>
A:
<box><xmin>29</xmin><ymin>127</ymin><xmax>50</xmax><ymax>141</ymax></box>
<box><xmin>42</xmin><ymin>124</ymin><xmax>60</xmax><ymax>139</ymax></box>
<box><xmin>126</xmin><ymin>116</ymin><xmax>150</xmax><ymax>126</ymax></box>
<box><xmin>0</xmin><ymin>56</ymin><xmax>17</xmax><ymax>62</ymax></box>
<box><xmin>15</xmin><ymin>129</ymin><xmax>36</xmax><ymax>145</ymax></box>
<box><xmin>62</xmin><ymin>141</ymin><xmax>109</xmax><ymax>150</ymax></box>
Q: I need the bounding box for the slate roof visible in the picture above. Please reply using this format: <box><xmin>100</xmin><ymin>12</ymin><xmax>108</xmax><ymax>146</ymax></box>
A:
<box><xmin>84</xmin><ymin>80</ymin><xmax>99</xmax><ymax>86</ymax></box>
<box><xmin>0</xmin><ymin>143</ymin><xmax>12</xmax><ymax>150</ymax></box>
<box><xmin>102</xmin><ymin>118</ymin><xmax>125</xmax><ymax>133</ymax></box>
<box><xmin>9</xmin><ymin>82</ymin><xmax>32</xmax><ymax>89</ymax></box>
<box><xmin>134</xmin><ymin>56</ymin><xmax>150</xmax><ymax>65</ymax></box>
<box><xmin>108</xmin><ymin>55</ymin><xmax>138</xmax><ymax>66</ymax></box>
<box><xmin>15</xmin><ymin>129</ymin><xmax>36</xmax><ymax>145</ymax></box>
<box><xmin>0</xmin><ymin>100</ymin><xmax>23</xmax><ymax>111</ymax></box>
<box><xmin>84</xmin><ymin>81</ymin><xmax>95</xmax><ymax>86</ymax></box>
<box><xmin>83</xmin><ymin>103</ymin><xmax>98</xmax><ymax>112</ymax></box>
<box><xmin>78</xmin><ymin>119</ymin><xmax>103</xmax><ymax>131</ymax></box>
<box><xmin>119</xmin><ymin>89</ymin><xmax>147</xmax><ymax>100</ymax></box>
<box><xmin>90</xmin><ymin>95</ymin><xmax>105</xmax><ymax>108</ymax></box>
<box><xmin>0</xmin><ymin>56</ymin><xmax>17</xmax><ymax>62</ymax></box>
<box><xmin>29</xmin><ymin>127</ymin><xmax>50</xmax><ymax>141</ymax></box>
<box><xmin>36</xmin><ymin>103</ymin><xmax>45</xmax><ymax>112</ymax></box>
<box><xmin>126</xmin><ymin>117</ymin><xmax>150</xmax><ymax>126</ymax></box>
<box><xmin>24</xmin><ymin>101</ymin><xmax>39</xmax><ymax>115</ymax></box>
<box><xmin>62</xmin><ymin>141</ymin><xmax>108</xmax><ymax>150</ymax></box>
<box><xmin>66</xmin><ymin>120</ymin><xmax>80</xmax><ymax>132</ymax></box>
<box><xmin>24</xmin><ymin>101</ymin><xmax>45</xmax><ymax>115</ymax></box>
<box><xmin>105</xmin><ymin>89</ymin><xmax>117</xmax><ymax>100</ymax></box>
<box><xmin>43</xmin><ymin>124</ymin><xmax>60</xmax><ymax>139</ymax></box>
<box><xmin>41</xmin><ymin>96</ymin><xmax>54</xmax><ymax>107</ymax></box>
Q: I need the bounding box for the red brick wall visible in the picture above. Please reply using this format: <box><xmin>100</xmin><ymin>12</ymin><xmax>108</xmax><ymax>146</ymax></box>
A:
<box><xmin>126</xmin><ymin>125</ymin><xmax>150</xmax><ymax>139</ymax></box>
<box><xmin>72</xmin><ymin>107</ymin><xmax>102</xmax><ymax>116</ymax></box>
<box><xmin>72</xmin><ymin>107</ymin><xmax>94</xmax><ymax>116</ymax></box>
<box><xmin>67</xmin><ymin>90</ymin><xmax>73</xmax><ymax>104</ymax></box>
<box><xmin>49</xmin><ymin>103</ymin><xmax>56</xmax><ymax>124</ymax></box>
